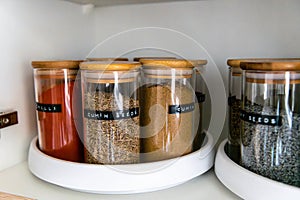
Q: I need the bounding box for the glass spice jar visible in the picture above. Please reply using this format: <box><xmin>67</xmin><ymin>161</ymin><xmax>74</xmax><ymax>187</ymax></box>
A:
<box><xmin>227</xmin><ymin>59</ymin><xmax>243</xmax><ymax>163</ymax></box>
<box><xmin>80</xmin><ymin>61</ymin><xmax>141</xmax><ymax>164</ymax></box>
<box><xmin>240</xmin><ymin>60</ymin><xmax>300</xmax><ymax>187</ymax></box>
<box><xmin>32</xmin><ymin>60</ymin><xmax>83</xmax><ymax>162</ymax></box>
<box><xmin>193</xmin><ymin>60</ymin><xmax>208</xmax><ymax>151</ymax></box>
<box><xmin>139</xmin><ymin>59</ymin><xmax>198</xmax><ymax>162</ymax></box>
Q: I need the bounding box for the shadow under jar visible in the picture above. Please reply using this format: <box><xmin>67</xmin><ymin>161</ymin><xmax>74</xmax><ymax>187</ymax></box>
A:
<box><xmin>32</xmin><ymin>60</ymin><xmax>83</xmax><ymax>162</ymax></box>
<box><xmin>240</xmin><ymin>60</ymin><xmax>300</xmax><ymax>187</ymax></box>
<box><xmin>80</xmin><ymin>61</ymin><xmax>141</xmax><ymax>164</ymax></box>
<box><xmin>139</xmin><ymin>59</ymin><xmax>199</xmax><ymax>162</ymax></box>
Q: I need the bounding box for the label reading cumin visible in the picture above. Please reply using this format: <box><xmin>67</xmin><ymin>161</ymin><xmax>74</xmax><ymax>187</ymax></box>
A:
<box><xmin>84</xmin><ymin>108</ymin><xmax>139</xmax><ymax>120</ymax></box>
<box><xmin>168</xmin><ymin>103</ymin><xmax>195</xmax><ymax>114</ymax></box>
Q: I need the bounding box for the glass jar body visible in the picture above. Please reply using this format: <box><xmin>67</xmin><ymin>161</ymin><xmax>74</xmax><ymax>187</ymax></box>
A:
<box><xmin>140</xmin><ymin>68</ymin><xmax>196</xmax><ymax>162</ymax></box>
<box><xmin>228</xmin><ymin>67</ymin><xmax>242</xmax><ymax>163</ymax></box>
<box><xmin>33</xmin><ymin>68</ymin><xmax>83</xmax><ymax>162</ymax></box>
<box><xmin>241</xmin><ymin>70</ymin><xmax>300</xmax><ymax>187</ymax></box>
<box><xmin>81</xmin><ymin>69</ymin><xmax>140</xmax><ymax>164</ymax></box>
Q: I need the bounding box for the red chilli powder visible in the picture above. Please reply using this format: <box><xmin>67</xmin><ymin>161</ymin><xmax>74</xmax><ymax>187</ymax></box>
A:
<box><xmin>37</xmin><ymin>81</ymin><xmax>83</xmax><ymax>162</ymax></box>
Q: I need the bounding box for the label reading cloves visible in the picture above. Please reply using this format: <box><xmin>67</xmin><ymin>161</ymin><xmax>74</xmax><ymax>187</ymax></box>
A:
<box><xmin>240</xmin><ymin>110</ymin><xmax>282</xmax><ymax>126</ymax></box>
<box><xmin>168</xmin><ymin>103</ymin><xmax>195</xmax><ymax>114</ymax></box>
<box><xmin>36</xmin><ymin>102</ymin><xmax>62</xmax><ymax>113</ymax></box>
<box><xmin>84</xmin><ymin>108</ymin><xmax>139</xmax><ymax>120</ymax></box>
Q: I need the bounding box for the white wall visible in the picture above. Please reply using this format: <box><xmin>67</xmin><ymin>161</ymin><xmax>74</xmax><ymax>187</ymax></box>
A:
<box><xmin>0</xmin><ymin>0</ymin><xmax>95</xmax><ymax>171</ymax></box>
<box><xmin>92</xmin><ymin>0</ymin><xmax>300</xmax><ymax>142</ymax></box>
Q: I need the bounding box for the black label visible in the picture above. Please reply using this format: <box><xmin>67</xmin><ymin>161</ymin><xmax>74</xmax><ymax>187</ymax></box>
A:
<box><xmin>240</xmin><ymin>110</ymin><xmax>282</xmax><ymax>126</ymax></box>
<box><xmin>36</xmin><ymin>103</ymin><xmax>62</xmax><ymax>113</ymax></box>
<box><xmin>195</xmin><ymin>92</ymin><xmax>206</xmax><ymax>103</ymax></box>
<box><xmin>168</xmin><ymin>103</ymin><xmax>195</xmax><ymax>114</ymax></box>
<box><xmin>84</xmin><ymin>108</ymin><xmax>139</xmax><ymax>120</ymax></box>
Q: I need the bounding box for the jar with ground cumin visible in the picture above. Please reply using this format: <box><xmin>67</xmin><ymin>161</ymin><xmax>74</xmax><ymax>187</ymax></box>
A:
<box><xmin>240</xmin><ymin>59</ymin><xmax>300</xmax><ymax>187</ymax></box>
<box><xmin>80</xmin><ymin>61</ymin><xmax>141</xmax><ymax>164</ymax></box>
<box><xmin>32</xmin><ymin>60</ymin><xmax>83</xmax><ymax>162</ymax></box>
<box><xmin>139</xmin><ymin>59</ymin><xmax>199</xmax><ymax>162</ymax></box>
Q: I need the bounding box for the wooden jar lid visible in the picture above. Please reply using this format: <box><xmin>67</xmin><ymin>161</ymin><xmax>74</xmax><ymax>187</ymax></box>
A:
<box><xmin>32</xmin><ymin>60</ymin><xmax>82</xmax><ymax>69</ymax></box>
<box><xmin>240</xmin><ymin>59</ymin><xmax>300</xmax><ymax>71</ymax></box>
<box><xmin>140</xmin><ymin>59</ymin><xmax>207</xmax><ymax>69</ymax></box>
<box><xmin>85</xmin><ymin>57</ymin><xmax>128</xmax><ymax>61</ymax></box>
<box><xmin>133</xmin><ymin>57</ymin><xmax>177</xmax><ymax>62</ymax></box>
<box><xmin>80</xmin><ymin>61</ymin><xmax>141</xmax><ymax>71</ymax></box>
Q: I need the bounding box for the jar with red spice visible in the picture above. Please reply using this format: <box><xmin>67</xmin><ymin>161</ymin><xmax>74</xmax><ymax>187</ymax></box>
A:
<box><xmin>32</xmin><ymin>60</ymin><xmax>83</xmax><ymax>162</ymax></box>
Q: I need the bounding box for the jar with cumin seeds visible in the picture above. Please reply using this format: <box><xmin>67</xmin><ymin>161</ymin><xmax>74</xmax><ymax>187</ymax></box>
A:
<box><xmin>193</xmin><ymin>60</ymin><xmax>207</xmax><ymax>151</ymax></box>
<box><xmin>85</xmin><ymin>58</ymin><xmax>128</xmax><ymax>62</ymax></box>
<box><xmin>32</xmin><ymin>60</ymin><xmax>84</xmax><ymax>162</ymax></box>
<box><xmin>80</xmin><ymin>61</ymin><xmax>141</xmax><ymax>164</ymax></box>
<box><xmin>240</xmin><ymin>60</ymin><xmax>300</xmax><ymax>187</ymax></box>
<box><xmin>139</xmin><ymin>59</ymin><xmax>198</xmax><ymax>162</ymax></box>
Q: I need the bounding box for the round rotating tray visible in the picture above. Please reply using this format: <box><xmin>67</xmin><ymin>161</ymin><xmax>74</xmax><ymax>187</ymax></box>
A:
<box><xmin>28</xmin><ymin>132</ymin><xmax>214</xmax><ymax>194</ymax></box>
<box><xmin>215</xmin><ymin>140</ymin><xmax>300</xmax><ymax>200</ymax></box>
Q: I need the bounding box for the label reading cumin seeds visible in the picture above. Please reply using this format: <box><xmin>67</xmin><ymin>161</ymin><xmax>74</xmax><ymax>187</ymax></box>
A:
<box><xmin>240</xmin><ymin>110</ymin><xmax>282</xmax><ymax>126</ymax></box>
<box><xmin>84</xmin><ymin>108</ymin><xmax>139</xmax><ymax>120</ymax></box>
<box><xmin>168</xmin><ymin>103</ymin><xmax>195</xmax><ymax>114</ymax></box>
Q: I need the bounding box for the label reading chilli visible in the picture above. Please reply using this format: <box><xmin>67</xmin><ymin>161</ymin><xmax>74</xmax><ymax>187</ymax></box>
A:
<box><xmin>36</xmin><ymin>103</ymin><xmax>62</xmax><ymax>113</ymax></box>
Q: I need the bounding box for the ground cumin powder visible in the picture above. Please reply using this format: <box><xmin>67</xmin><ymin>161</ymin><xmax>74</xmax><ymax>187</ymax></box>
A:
<box><xmin>139</xmin><ymin>59</ymin><xmax>199</xmax><ymax>162</ymax></box>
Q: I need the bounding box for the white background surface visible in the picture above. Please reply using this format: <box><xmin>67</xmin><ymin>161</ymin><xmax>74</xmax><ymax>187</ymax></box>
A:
<box><xmin>0</xmin><ymin>0</ymin><xmax>300</xmax><ymax>175</ymax></box>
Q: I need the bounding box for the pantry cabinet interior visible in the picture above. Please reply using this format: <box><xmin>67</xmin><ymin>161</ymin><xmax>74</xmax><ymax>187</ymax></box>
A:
<box><xmin>0</xmin><ymin>0</ymin><xmax>299</xmax><ymax>198</ymax></box>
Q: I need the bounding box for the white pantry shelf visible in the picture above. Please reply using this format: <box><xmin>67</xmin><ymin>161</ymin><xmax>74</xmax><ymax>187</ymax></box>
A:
<box><xmin>0</xmin><ymin>162</ymin><xmax>240</xmax><ymax>200</ymax></box>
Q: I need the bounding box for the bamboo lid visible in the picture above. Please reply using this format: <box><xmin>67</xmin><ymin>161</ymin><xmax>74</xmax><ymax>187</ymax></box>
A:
<box><xmin>133</xmin><ymin>57</ymin><xmax>177</xmax><ymax>62</ymax></box>
<box><xmin>85</xmin><ymin>57</ymin><xmax>128</xmax><ymax>61</ymax></box>
<box><xmin>80</xmin><ymin>61</ymin><xmax>141</xmax><ymax>71</ymax></box>
<box><xmin>140</xmin><ymin>59</ymin><xmax>207</xmax><ymax>69</ymax></box>
<box><xmin>227</xmin><ymin>58</ymin><xmax>271</xmax><ymax>68</ymax></box>
<box><xmin>240</xmin><ymin>59</ymin><xmax>300</xmax><ymax>71</ymax></box>
<box><xmin>32</xmin><ymin>60</ymin><xmax>83</xmax><ymax>69</ymax></box>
